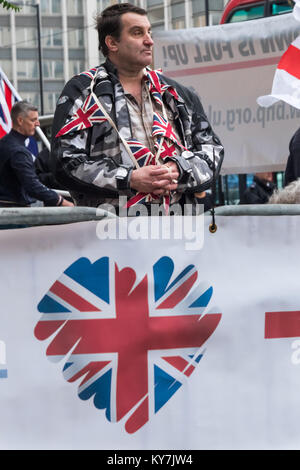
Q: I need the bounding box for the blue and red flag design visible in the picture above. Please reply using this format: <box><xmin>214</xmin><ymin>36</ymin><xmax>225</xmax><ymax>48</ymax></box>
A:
<box><xmin>156</xmin><ymin>139</ymin><xmax>178</xmax><ymax>160</ymax></box>
<box><xmin>0</xmin><ymin>67</ymin><xmax>18</xmax><ymax>139</ymax></box>
<box><xmin>56</xmin><ymin>93</ymin><xmax>107</xmax><ymax>137</ymax></box>
<box><xmin>34</xmin><ymin>256</ymin><xmax>222</xmax><ymax>433</ymax></box>
<box><xmin>146</xmin><ymin>69</ymin><xmax>179</xmax><ymax>106</ymax></box>
<box><xmin>152</xmin><ymin>112</ymin><xmax>184</xmax><ymax>150</ymax></box>
<box><xmin>127</xmin><ymin>139</ymin><xmax>155</xmax><ymax>167</ymax></box>
<box><xmin>79</xmin><ymin>67</ymin><xmax>98</xmax><ymax>81</ymax></box>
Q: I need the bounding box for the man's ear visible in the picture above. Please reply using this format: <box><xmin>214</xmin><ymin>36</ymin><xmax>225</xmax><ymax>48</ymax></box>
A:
<box><xmin>16</xmin><ymin>115</ymin><xmax>24</xmax><ymax>128</ymax></box>
<box><xmin>105</xmin><ymin>35</ymin><xmax>119</xmax><ymax>53</ymax></box>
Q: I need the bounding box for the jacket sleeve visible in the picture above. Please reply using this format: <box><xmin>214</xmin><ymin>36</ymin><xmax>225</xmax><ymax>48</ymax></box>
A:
<box><xmin>11</xmin><ymin>149</ymin><xmax>60</xmax><ymax>206</ymax></box>
<box><xmin>51</xmin><ymin>77</ymin><xmax>133</xmax><ymax>197</ymax></box>
<box><xmin>163</xmin><ymin>81</ymin><xmax>224</xmax><ymax>194</ymax></box>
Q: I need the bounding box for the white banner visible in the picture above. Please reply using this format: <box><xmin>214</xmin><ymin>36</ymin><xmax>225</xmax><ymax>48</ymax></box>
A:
<box><xmin>153</xmin><ymin>14</ymin><xmax>300</xmax><ymax>174</ymax></box>
<box><xmin>1</xmin><ymin>216</ymin><xmax>300</xmax><ymax>450</ymax></box>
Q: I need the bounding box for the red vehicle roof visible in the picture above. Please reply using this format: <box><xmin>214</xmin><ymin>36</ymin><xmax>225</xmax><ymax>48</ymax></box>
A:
<box><xmin>220</xmin><ymin>0</ymin><xmax>264</xmax><ymax>24</ymax></box>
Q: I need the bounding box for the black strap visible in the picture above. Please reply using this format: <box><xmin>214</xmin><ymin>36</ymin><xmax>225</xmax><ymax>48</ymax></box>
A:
<box><xmin>209</xmin><ymin>148</ymin><xmax>217</xmax><ymax>233</ymax></box>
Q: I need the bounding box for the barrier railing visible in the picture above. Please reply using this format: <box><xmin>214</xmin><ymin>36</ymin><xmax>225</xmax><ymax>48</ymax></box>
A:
<box><xmin>0</xmin><ymin>207</ymin><xmax>116</xmax><ymax>229</ymax></box>
<box><xmin>0</xmin><ymin>204</ymin><xmax>300</xmax><ymax>230</ymax></box>
<box><xmin>214</xmin><ymin>204</ymin><xmax>300</xmax><ymax>215</ymax></box>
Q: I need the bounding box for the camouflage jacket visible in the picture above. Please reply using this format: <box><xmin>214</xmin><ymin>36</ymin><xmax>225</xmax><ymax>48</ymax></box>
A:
<box><xmin>51</xmin><ymin>59</ymin><xmax>224</xmax><ymax>208</ymax></box>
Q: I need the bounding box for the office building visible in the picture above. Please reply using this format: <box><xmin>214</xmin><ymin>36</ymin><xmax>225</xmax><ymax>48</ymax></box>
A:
<box><xmin>0</xmin><ymin>0</ymin><xmax>224</xmax><ymax>115</ymax></box>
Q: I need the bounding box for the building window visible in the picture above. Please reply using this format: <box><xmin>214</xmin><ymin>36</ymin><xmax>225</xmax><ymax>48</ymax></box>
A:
<box><xmin>0</xmin><ymin>61</ymin><xmax>12</xmax><ymax>81</ymax></box>
<box><xmin>0</xmin><ymin>27</ymin><xmax>11</xmax><ymax>48</ymax></box>
<box><xmin>210</xmin><ymin>11</ymin><xmax>223</xmax><ymax>25</ymax></box>
<box><xmin>147</xmin><ymin>5</ymin><xmax>164</xmax><ymax>28</ymax></box>
<box><xmin>170</xmin><ymin>0</ymin><xmax>186</xmax><ymax>29</ymax></box>
<box><xmin>69</xmin><ymin>60</ymin><xmax>85</xmax><ymax>76</ymax></box>
<box><xmin>96</xmin><ymin>0</ymin><xmax>122</xmax><ymax>11</ymax></box>
<box><xmin>17</xmin><ymin>60</ymin><xmax>39</xmax><ymax>79</ymax></box>
<box><xmin>193</xmin><ymin>14</ymin><xmax>207</xmax><ymax>27</ymax></box>
<box><xmin>45</xmin><ymin>92</ymin><xmax>61</xmax><ymax>114</ymax></box>
<box><xmin>43</xmin><ymin>60</ymin><xmax>64</xmax><ymax>79</ymax></box>
<box><xmin>16</xmin><ymin>27</ymin><xmax>38</xmax><ymax>47</ymax></box>
<box><xmin>41</xmin><ymin>0</ymin><xmax>61</xmax><ymax>15</ymax></box>
<box><xmin>147</xmin><ymin>0</ymin><xmax>164</xmax><ymax>6</ymax></box>
<box><xmin>67</xmin><ymin>28</ymin><xmax>84</xmax><ymax>48</ymax></box>
<box><xmin>192</xmin><ymin>0</ymin><xmax>223</xmax><ymax>26</ymax></box>
<box><xmin>172</xmin><ymin>17</ymin><xmax>185</xmax><ymax>29</ymax></box>
<box><xmin>22</xmin><ymin>92</ymin><xmax>40</xmax><ymax>109</ymax></box>
<box><xmin>42</xmin><ymin>28</ymin><xmax>63</xmax><ymax>47</ymax></box>
<box><xmin>67</xmin><ymin>0</ymin><xmax>84</xmax><ymax>15</ymax></box>
<box><xmin>15</xmin><ymin>4</ymin><xmax>36</xmax><ymax>15</ymax></box>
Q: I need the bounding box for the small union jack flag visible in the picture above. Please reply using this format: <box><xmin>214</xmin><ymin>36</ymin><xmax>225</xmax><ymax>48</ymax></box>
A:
<box><xmin>127</xmin><ymin>139</ymin><xmax>155</xmax><ymax>167</ymax></box>
<box><xmin>34</xmin><ymin>256</ymin><xmax>222</xmax><ymax>433</ymax></box>
<box><xmin>56</xmin><ymin>93</ymin><xmax>107</xmax><ymax>137</ymax></box>
<box><xmin>126</xmin><ymin>112</ymin><xmax>185</xmax><ymax>212</ymax></box>
<box><xmin>155</xmin><ymin>139</ymin><xmax>178</xmax><ymax>161</ymax></box>
<box><xmin>125</xmin><ymin>137</ymin><xmax>176</xmax><ymax>211</ymax></box>
<box><xmin>152</xmin><ymin>112</ymin><xmax>183</xmax><ymax>147</ymax></box>
<box><xmin>124</xmin><ymin>138</ymin><xmax>161</xmax><ymax>211</ymax></box>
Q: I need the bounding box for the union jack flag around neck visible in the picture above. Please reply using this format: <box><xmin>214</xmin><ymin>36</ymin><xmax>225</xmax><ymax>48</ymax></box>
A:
<box><xmin>146</xmin><ymin>69</ymin><xmax>179</xmax><ymax>107</ymax></box>
<box><xmin>80</xmin><ymin>67</ymin><xmax>98</xmax><ymax>81</ymax></box>
<box><xmin>56</xmin><ymin>93</ymin><xmax>107</xmax><ymax>137</ymax></box>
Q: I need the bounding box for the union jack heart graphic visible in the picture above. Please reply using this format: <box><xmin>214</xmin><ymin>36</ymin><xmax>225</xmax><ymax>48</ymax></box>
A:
<box><xmin>34</xmin><ymin>256</ymin><xmax>222</xmax><ymax>433</ymax></box>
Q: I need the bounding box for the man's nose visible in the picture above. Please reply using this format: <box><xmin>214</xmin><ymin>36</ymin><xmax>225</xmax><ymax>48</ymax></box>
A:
<box><xmin>144</xmin><ymin>33</ymin><xmax>154</xmax><ymax>45</ymax></box>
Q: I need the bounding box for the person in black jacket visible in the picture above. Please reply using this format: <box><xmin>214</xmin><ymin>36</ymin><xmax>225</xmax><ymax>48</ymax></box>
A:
<box><xmin>0</xmin><ymin>101</ymin><xmax>73</xmax><ymax>208</ymax></box>
<box><xmin>240</xmin><ymin>172</ymin><xmax>276</xmax><ymax>205</ymax></box>
<box><xmin>284</xmin><ymin>127</ymin><xmax>300</xmax><ymax>187</ymax></box>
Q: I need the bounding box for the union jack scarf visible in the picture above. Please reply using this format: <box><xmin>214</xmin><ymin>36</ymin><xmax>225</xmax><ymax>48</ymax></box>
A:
<box><xmin>125</xmin><ymin>69</ymin><xmax>186</xmax><ymax>214</ymax></box>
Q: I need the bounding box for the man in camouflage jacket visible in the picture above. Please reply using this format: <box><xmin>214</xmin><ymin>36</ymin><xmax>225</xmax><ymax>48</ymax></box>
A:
<box><xmin>51</xmin><ymin>3</ymin><xmax>224</xmax><ymax>214</ymax></box>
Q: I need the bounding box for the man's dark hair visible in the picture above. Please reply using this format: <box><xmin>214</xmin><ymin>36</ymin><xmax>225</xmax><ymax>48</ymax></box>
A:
<box><xmin>11</xmin><ymin>101</ymin><xmax>38</xmax><ymax>125</ymax></box>
<box><xmin>95</xmin><ymin>2</ymin><xmax>147</xmax><ymax>57</ymax></box>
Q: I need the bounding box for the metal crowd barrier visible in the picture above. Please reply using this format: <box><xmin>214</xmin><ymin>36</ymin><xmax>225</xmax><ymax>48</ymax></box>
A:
<box><xmin>0</xmin><ymin>207</ymin><xmax>116</xmax><ymax>230</ymax></box>
<box><xmin>0</xmin><ymin>204</ymin><xmax>300</xmax><ymax>230</ymax></box>
<box><xmin>214</xmin><ymin>204</ymin><xmax>300</xmax><ymax>215</ymax></box>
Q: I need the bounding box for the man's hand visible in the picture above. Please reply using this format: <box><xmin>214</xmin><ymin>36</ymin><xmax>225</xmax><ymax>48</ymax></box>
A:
<box><xmin>61</xmin><ymin>198</ymin><xmax>74</xmax><ymax>207</ymax></box>
<box><xmin>56</xmin><ymin>195</ymin><xmax>74</xmax><ymax>207</ymax></box>
<box><xmin>130</xmin><ymin>162</ymin><xmax>179</xmax><ymax>196</ymax></box>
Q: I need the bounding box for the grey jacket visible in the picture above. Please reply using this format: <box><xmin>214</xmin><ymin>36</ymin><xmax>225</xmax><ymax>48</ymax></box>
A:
<box><xmin>51</xmin><ymin>60</ymin><xmax>224</xmax><ymax>209</ymax></box>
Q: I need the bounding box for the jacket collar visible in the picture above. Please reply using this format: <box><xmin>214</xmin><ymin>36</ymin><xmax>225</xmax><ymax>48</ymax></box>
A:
<box><xmin>10</xmin><ymin>129</ymin><xmax>27</xmax><ymax>145</ymax></box>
